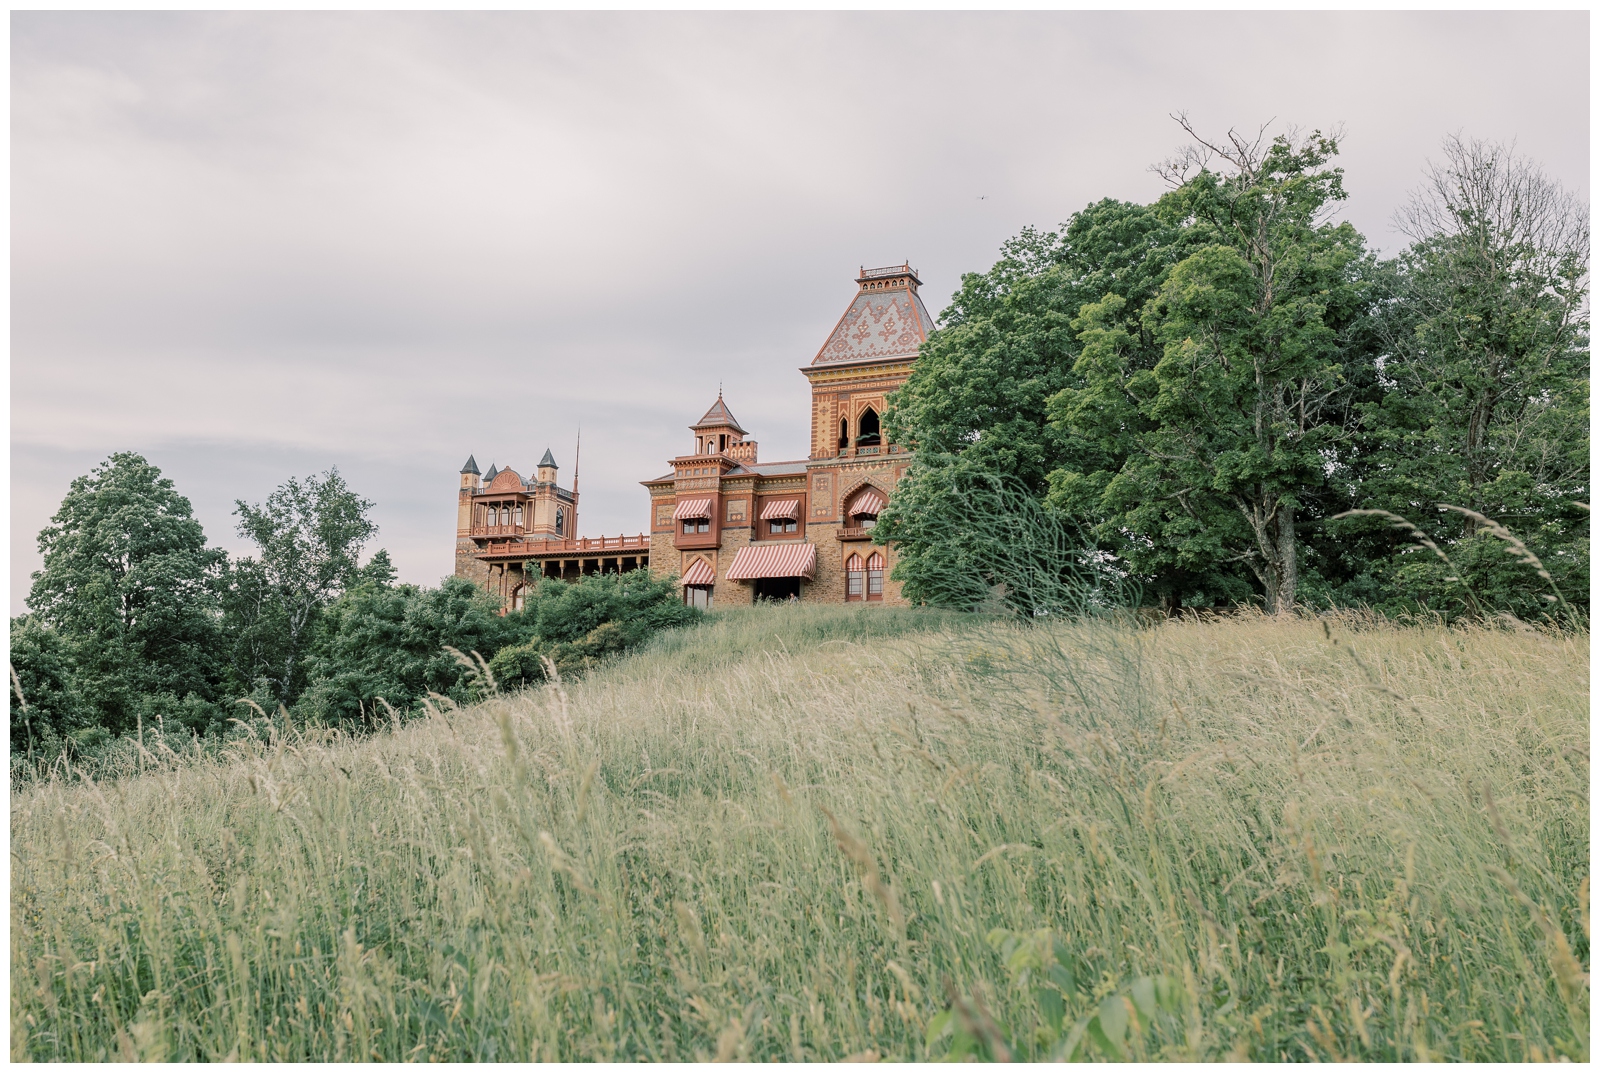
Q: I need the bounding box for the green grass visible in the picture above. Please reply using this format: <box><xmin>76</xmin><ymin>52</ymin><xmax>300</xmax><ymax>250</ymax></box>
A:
<box><xmin>10</xmin><ymin>605</ymin><xmax>1589</xmax><ymax>1060</ymax></box>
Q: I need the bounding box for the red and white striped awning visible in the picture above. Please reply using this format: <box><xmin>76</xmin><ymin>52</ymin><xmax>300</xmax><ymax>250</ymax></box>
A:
<box><xmin>673</xmin><ymin>497</ymin><xmax>715</xmax><ymax>521</ymax></box>
<box><xmin>726</xmin><ymin>543</ymin><xmax>817</xmax><ymax>581</ymax></box>
<box><xmin>680</xmin><ymin>558</ymin><xmax>716</xmax><ymax>586</ymax></box>
<box><xmin>760</xmin><ymin>498</ymin><xmax>801</xmax><ymax>521</ymax></box>
<box><xmin>848</xmin><ymin>488</ymin><xmax>886</xmax><ymax>517</ymax></box>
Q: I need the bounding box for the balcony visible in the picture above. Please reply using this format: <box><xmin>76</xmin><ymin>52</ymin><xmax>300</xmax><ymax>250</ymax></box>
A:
<box><xmin>472</xmin><ymin>523</ymin><xmax>526</xmax><ymax>539</ymax></box>
<box><xmin>477</xmin><ymin>533</ymin><xmax>651</xmax><ymax>562</ymax></box>
<box><xmin>835</xmin><ymin>526</ymin><xmax>875</xmax><ymax>542</ymax></box>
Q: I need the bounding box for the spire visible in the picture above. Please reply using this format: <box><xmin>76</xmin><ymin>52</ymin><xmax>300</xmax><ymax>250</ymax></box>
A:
<box><xmin>484</xmin><ymin>463</ymin><xmax>499</xmax><ymax>482</ymax></box>
<box><xmin>538</xmin><ymin>447</ymin><xmax>558</xmax><ymax>469</ymax></box>
<box><xmin>460</xmin><ymin>454</ymin><xmax>480</xmax><ymax>475</ymax></box>
<box><xmin>693</xmin><ymin>391</ymin><xmax>747</xmax><ymax>433</ymax></box>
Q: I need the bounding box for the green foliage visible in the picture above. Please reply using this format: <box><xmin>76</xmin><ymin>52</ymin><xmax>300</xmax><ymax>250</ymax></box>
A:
<box><xmin>295</xmin><ymin>576</ymin><xmax>511</xmax><ymax>727</ymax></box>
<box><xmin>298</xmin><ymin>570</ymin><xmax>699</xmax><ymax>728</ymax></box>
<box><xmin>927</xmin><ymin>927</ymin><xmax>1185</xmax><ymax>1061</ymax></box>
<box><xmin>233</xmin><ymin>468</ymin><xmax>378</xmax><ymax>704</ymax></box>
<box><xmin>1053</xmin><ymin>126</ymin><xmax>1378</xmax><ymax>613</ymax></box>
<box><xmin>9</xmin><ymin>616</ymin><xmax>88</xmax><ymax>757</ymax></box>
<box><xmin>22</xmin><ymin>452</ymin><xmax>228</xmax><ymax>737</ymax></box>
<box><xmin>873</xmin><ymin>461</ymin><xmax>1115</xmax><ymax>616</ymax></box>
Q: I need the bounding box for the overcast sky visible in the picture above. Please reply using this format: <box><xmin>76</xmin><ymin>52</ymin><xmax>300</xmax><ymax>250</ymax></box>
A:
<box><xmin>11</xmin><ymin>11</ymin><xmax>1590</xmax><ymax>613</ymax></box>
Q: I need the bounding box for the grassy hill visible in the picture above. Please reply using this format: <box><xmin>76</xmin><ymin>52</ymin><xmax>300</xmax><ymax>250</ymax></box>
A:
<box><xmin>11</xmin><ymin>606</ymin><xmax>1589</xmax><ymax>1061</ymax></box>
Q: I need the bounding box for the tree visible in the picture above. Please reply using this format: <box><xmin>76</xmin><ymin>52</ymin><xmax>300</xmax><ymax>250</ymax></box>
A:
<box><xmin>23</xmin><ymin>453</ymin><xmax>226</xmax><ymax>734</ymax></box>
<box><xmin>1389</xmin><ymin>135</ymin><xmax>1589</xmax><ymax>527</ymax></box>
<box><xmin>9</xmin><ymin>616</ymin><xmax>88</xmax><ymax>758</ymax></box>
<box><xmin>295</xmin><ymin>576</ymin><xmax>509</xmax><ymax>727</ymax></box>
<box><xmin>1053</xmin><ymin>120</ymin><xmax>1377</xmax><ymax>613</ymax></box>
<box><xmin>233</xmin><ymin>469</ymin><xmax>378</xmax><ymax>704</ymax></box>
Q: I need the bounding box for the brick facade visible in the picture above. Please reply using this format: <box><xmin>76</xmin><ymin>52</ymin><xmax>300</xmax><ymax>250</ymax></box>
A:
<box><xmin>640</xmin><ymin>263</ymin><xmax>931</xmax><ymax>609</ymax></box>
<box><xmin>455</xmin><ymin>262</ymin><xmax>929</xmax><ymax>612</ymax></box>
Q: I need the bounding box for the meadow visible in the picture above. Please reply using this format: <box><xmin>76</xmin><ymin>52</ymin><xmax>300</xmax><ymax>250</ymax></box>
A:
<box><xmin>10</xmin><ymin>605</ymin><xmax>1589</xmax><ymax>1061</ymax></box>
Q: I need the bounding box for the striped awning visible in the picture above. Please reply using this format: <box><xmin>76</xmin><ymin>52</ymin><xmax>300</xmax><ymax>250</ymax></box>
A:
<box><xmin>759</xmin><ymin>498</ymin><xmax>801</xmax><ymax>521</ymax></box>
<box><xmin>673</xmin><ymin>497</ymin><xmax>714</xmax><ymax>521</ymax></box>
<box><xmin>680</xmin><ymin>558</ymin><xmax>716</xmax><ymax>586</ymax></box>
<box><xmin>726</xmin><ymin>543</ymin><xmax>817</xmax><ymax>581</ymax></box>
<box><xmin>849</xmin><ymin>488</ymin><xmax>886</xmax><ymax>517</ymax></box>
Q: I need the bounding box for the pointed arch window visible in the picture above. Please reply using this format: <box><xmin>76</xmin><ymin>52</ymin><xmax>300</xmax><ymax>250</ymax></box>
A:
<box><xmin>856</xmin><ymin>407</ymin><xmax>881</xmax><ymax>446</ymax></box>
<box><xmin>846</xmin><ymin>554</ymin><xmax>865</xmax><ymax>601</ymax></box>
<box><xmin>511</xmin><ymin>585</ymin><xmax>526</xmax><ymax>612</ymax></box>
<box><xmin>555</xmin><ymin>509</ymin><xmax>565</xmax><ymax>535</ymax></box>
<box><xmin>866</xmin><ymin>552</ymin><xmax>885</xmax><ymax>600</ymax></box>
<box><xmin>838</xmin><ymin>417</ymin><xmax>849</xmax><ymax>451</ymax></box>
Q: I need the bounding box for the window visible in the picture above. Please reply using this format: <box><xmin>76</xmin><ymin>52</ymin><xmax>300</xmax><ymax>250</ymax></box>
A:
<box><xmin>555</xmin><ymin>509</ymin><xmax>565</xmax><ymax>535</ymax></box>
<box><xmin>513</xmin><ymin>505</ymin><xmax>524</xmax><ymax>526</ymax></box>
<box><xmin>838</xmin><ymin>417</ymin><xmax>849</xmax><ymax>450</ymax></box>
<box><xmin>683</xmin><ymin>519</ymin><xmax>710</xmax><ymax>534</ymax></box>
<box><xmin>867</xmin><ymin>553</ymin><xmax>885</xmax><ymax>600</ymax></box>
<box><xmin>719</xmin><ymin>434</ymin><xmax>727</xmax><ymax>452</ymax></box>
<box><xmin>685</xmin><ymin>585</ymin><xmax>713</xmax><ymax>609</ymax></box>
<box><xmin>769</xmin><ymin>518</ymin><xmax>797</xmax><ymax>534</ymax></box>
<box><xmin>846</xmin><ymin>554</ymin><xmax>864</xmax><ymax>601</ymax></box>
<box><xmin>856</xmin><ymin>407</ymin><xmax>881</xmax><ymax>446</ymax></box>
<box><xmin>511</xmin><ymin>586</ymin><xmax>526</xmax><ymax>612</ymax></box>
<box><xmin>858</xmin><ymin>514</ymin><xmax>877</xmax><ymax>531</ymax></box>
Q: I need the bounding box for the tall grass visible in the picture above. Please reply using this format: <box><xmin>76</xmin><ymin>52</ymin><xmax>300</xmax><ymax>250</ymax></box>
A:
<box><xmin>11</xmin><ymin>605</ymin><xmax>1588</xmax><ymax>1061</ymax></box>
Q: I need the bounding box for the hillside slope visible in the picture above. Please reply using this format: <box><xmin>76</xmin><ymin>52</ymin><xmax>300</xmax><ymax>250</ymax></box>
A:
<box><xmin>11</xmin><ymin>607</ymin><xmax>1589</xmax><ymax>1061</ymax></box>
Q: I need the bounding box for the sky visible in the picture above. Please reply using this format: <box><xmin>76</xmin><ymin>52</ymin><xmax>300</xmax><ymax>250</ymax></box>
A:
<box><xmin>11</xmin><ymin>11</ymin><xmax>1590</xmax><ymax>613</ymax></box>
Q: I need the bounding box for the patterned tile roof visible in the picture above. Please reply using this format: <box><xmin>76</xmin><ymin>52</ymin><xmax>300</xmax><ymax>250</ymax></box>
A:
<box><xmin>812</xmin><ymin>264</ymin><xmax>935</xmax><ymax>366</ymax></box>
<box><xmin>692</xmin><ymin>393</ymin><xmax>746</xmax><ymax>433</ymax></box>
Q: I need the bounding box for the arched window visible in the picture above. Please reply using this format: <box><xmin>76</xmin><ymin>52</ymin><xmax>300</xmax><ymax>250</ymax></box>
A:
<box><xmin>838</xmin><ymin>417</ymin><xmax>849</xmax><ymax>450</ymax></box>
<box><xmin>556</xmin><ymin>509</ymin><xmax>565</xmax><ymax>535</ymax></box>
<box><xmin>846</xmin><ymin>554</ymin><xmax>865</xmax><ymax>601</ymax></box>
<box><xmin>510</xmin><ymin>585</ymin><xmax>526</xmax><ymax>612</ymax></box>
<box><xmin>866</xmin><ymin>552</ymin><xmax>885</xmax><ymax>600</ymax></box>
<box><xmin>856</xmin><ymin>407</ymin><xmax>880</xmax><ymax>446</ymax></box>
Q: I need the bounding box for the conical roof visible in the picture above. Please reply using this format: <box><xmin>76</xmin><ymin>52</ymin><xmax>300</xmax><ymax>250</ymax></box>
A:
<box><xmin>538</xmin><ymin>448</ymin><xmax>559</xmax><ymax>468</ymax></box>
<box><xmin>812</xmin><ymin>263</ymin><xmax>935</xmax><ymax>366</ymax></box>
<box><xmin>692</xmin><ymin>393</ymin><xmax>746</xmax><ymax>433</ymax></box>
<box><xmin>460</xmin><ymin>454</ymin><xmax>480</xmax><ymax>475</ymax></box>
<box><xmin>483</xmin><ymin>463</ymin><xmax>499</xmax><ymax>482</ymax></box>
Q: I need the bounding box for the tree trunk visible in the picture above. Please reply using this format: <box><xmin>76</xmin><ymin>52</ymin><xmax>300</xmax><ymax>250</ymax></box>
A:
<box><xmin>1273</xmin><ymin>502</ymin><xmax>1297</xmax><ymax>614</ymax></box>
<box><xmin>1243</xmin><ymin>495</ymin><xmax>1298</xmax><ymax>615</ymax></box>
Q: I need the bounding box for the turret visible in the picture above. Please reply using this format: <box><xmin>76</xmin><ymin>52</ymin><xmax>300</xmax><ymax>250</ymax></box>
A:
<box><xmin>536</xmin><ymin>448</ymin><xmax>559</xmax><ymax>485</ymax></box>
<box><xmin>458</xmin><ymin>454</ymin><xmax>481</xmax><ymax>534</ymax></box>
<box><xmin>691</xmin><ymin>392</ymin><xmax>755</xmax><ymax>460</ymax></box>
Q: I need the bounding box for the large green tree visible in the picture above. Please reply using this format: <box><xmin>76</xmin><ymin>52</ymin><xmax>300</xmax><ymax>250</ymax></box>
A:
<box><xmin>22</xmin><ymin>453</ymin><xmax>227</xmax><ymax>735</ymax></box>
<box><xmin>1051</xmin><ymin>122</ymin><xmax>1378</xmax><ymax>612</ymax></box>
<box><xmin>232</xmin><ymin>468</ymin><xmax>379</xmax><ymax>704</ymax></box>
<box><xmin>879</xmin><ymin>201</ymin><xmax>1199</xmax><ymax>604</ymax></box>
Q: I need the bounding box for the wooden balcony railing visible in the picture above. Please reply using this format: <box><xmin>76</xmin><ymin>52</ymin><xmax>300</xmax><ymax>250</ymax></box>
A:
<box><xmin>477</xmin><ymin>534</ymin><xmax>651</xmax><ymax>561</ymax></box>
<box><xmin>472</xmin><ymin>524</ymin><xmax>525</xmax><ymax>538</ymax></box>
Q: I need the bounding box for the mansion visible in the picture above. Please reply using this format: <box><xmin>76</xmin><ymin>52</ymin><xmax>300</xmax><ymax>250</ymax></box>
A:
<box><xmin>453</xmin><ymin>262</ymin><xmax>932</xmax><ymax>608</ymax></box>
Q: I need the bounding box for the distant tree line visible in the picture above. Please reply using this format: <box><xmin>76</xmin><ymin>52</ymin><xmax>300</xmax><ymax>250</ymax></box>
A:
<box><xmin>878</xmin><ymin>126</ymin><xmax>1588</xmax><ymax>620</ymax></box>
<box><xmin>9</xmin><ymin>457</ymin><xmax>698</xmax><ymax>763</ymax></box>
